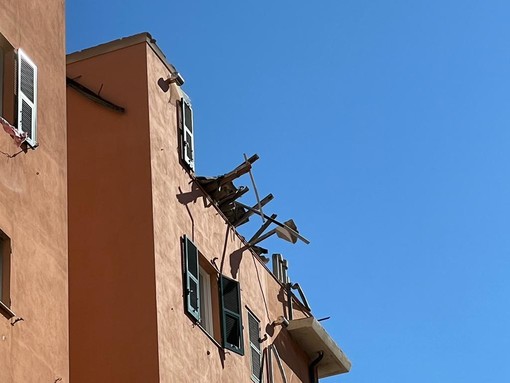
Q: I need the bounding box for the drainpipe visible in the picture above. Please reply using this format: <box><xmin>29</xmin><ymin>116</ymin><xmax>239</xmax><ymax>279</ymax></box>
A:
<box><xmin>286</xmin><ymin>282</ymin><xmax>293</xmax><ymax>320</ymax></box>
<box><xmin>309</xmin><ymin>351</ymin><xmax>324</xmax><ymax>383</ymax></box>
<box><xmin>267</xmin><ymin>346</ymin><xmax>274</xmax><ymax>383</ymax></box>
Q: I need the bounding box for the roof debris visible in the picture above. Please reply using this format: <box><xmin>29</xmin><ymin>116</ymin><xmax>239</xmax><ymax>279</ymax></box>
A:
<box><xmin>196</xmin><ymin>154</ymin><xmax>309</xmax><ymax>256</ymax></box>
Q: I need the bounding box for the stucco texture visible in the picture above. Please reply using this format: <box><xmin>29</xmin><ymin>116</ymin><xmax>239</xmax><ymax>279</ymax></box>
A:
<box><xmin>146</xmin><ymin>44</ymin><xmax>311</xmax><ymax>383</ymax></box>
<box><xmin>67</xmin><ymin>38</ymin><xmax>312</xmax><ymax>383</ymax></box>
<box><xmin>67</xmin><ymin>43</ymin><xmax>160</xmax><ymax>383</ymax></box>
<box><xmin>0</xmin><ymin>0</ymin><xmax>68</xmax><ymax>382</ymax></box>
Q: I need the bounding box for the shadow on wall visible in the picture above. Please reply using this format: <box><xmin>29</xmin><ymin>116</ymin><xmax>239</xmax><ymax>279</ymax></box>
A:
<box><xmin>271</xmin><ymin>329</ymin><xmax>310</xmax><ymax>383</ymax></box>
<box><xmin>229</xmin><ymin>248</ymin><xmax>243</xmax><ymax>279</ymax></box>
<box><xmin>176</xmin><ymin>181</ymin><xmax>212</xmax><ymax>208</ymax></box>
<box><xmin>157</xmin><ymin>77</ymin><xmax>181</xmax><ymax>105</ymax></box>
<box><xmin>157</xmin><ymin>77</ymin><xmax>170</xmax><ymax>92</ymax></box>
<box><xmin>177</xmin><ymin>180</ymin><xmax>248</xmax><ymax>280</ymax></box>
<box><xmin>176</xmin><ymin>181</ymin><xmax>215</xmax><ymax>241</ymax></box>
<box><xmin>277</xmin><ymin>285</ymin><xmax>290</xmax><ymax>320</ymax></box>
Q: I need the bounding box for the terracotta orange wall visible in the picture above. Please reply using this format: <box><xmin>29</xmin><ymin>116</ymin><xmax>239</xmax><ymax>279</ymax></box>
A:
<box><xmin>68</xmin><ymin>37</ymin><xmax>313</xmax><ymax>383</ymax></box>
<box><xmin>0</xmin><ymin>0</ymin><xmax>68</xmax><ymax>382</ymax></box>
<box><xmin>145</xmin><ymin>44</ymin><xmax>312</xmax><ymax>383</ymax></box>
<box><xmin>67</xmin><ymin>43</ymin><xmax>160</xmax><ymax>383</ymax></box>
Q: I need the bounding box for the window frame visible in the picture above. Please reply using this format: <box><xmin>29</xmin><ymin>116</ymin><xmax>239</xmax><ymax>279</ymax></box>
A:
<box><xmin>0</xmin><ymin>36</ymin><xmax>37</xmax><ymax>148</ymax></box>
<box><xmin>183</xmin><ymin>235</ymin><xmax>200</xmax><ymax>322</ymax></box>
<box><xmin>198</xmin><ymin>266</ymin><xmax>214</xmax><ymax>334</ymax></box>
<box><xmin>0</xmin><ymin>34</ymin><xmax>15</xmax><ymax>125</ymax></box>
<box><xmin>220</xmin><ymin>274</ymin><xmax>244</xmax><ymax>355</ymax></box>
<box><xmin>182</xmin><ymin>235</ymin><xmax>244</xmax><ymax>354</ymax></box>
<box><xmin>16</xmin><ymin>48</ymin><xmax>38</xmax><ymax>147</ymax></box>
<box><xmin>0</xmin><ymin>231</ymin><xmax>14</xmax><ymax>319</ymax></box>
<box><xmin>182</xmin><ymin>235</ymin><xmax>222</xmax><ymax>345</ymax></box>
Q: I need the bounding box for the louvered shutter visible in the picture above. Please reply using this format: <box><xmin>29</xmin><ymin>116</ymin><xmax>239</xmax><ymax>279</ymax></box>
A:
<box><xmin>248</xmin><ymin>311</ymin><xmax>262</xmax><ymax>382</ymax></box>
<box><xmin>181</xmin><ymin>98</ymin><xmax>194</xmax><ymax>171</ymax></box>
<box><xmin>220</xmin><ymin>275</ymin><xmax>244</xmax><ymax>355</ymax></box>
<box><xmin>183</xmin><ymin>235</ymin><xmax>200</xmax><ymax>321</ymax></box>
<box><xmin>17</xmin><ymin>49</ymin><xmax>37</xmax><ymax>146</ymax></box>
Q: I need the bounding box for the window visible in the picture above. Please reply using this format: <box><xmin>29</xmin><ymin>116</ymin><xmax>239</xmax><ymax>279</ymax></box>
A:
<box><xmin>0</xmin><ymin>34</ymin><xmax>37</xmax><ymax>147</ymax></box>
<box><xmin>180</xmin><ymin>97</ymin><xmax>194</xmax><ymax>171</ymax></box>
<box><xmin>199</xmin><ymin>267</ymin><xmax>214</xmax><ymax>334</ymax></box>
<box><xmin>17</xmin><ymin>49</ymin><xmax>38</xmax><ymax>146</ymax></box>
<box><xmin>0</xmin><ymin>35</ymin><xmax>15</xmax><ymax>124</ymax></box>
<box><xmin>183</xmin><ymin>235</ymin><xmax>222</xmax><ymax>343</ymax></box>
<box><xmin>0</xmin><ymin>232</ymin><xmax>13</xmax><ymax>319</ymax></box>
<box><xmin>248</xmin><ymin>310</ymin><xmax>262</xmax><ymax>382</ymax></box>
<box><xmin>220</xmin><ymin>275</ymin><xmax>244</xmax><ymax>355</ymax></box>
<box><xmin>183</xmin><ymin>236</ymin><xmax>200</xmax><ymax>321</ymax></box>
<box><xmin>183</xmin><ymin>235</ymin><xmax>244</xmax><ymax>354</ymax></box>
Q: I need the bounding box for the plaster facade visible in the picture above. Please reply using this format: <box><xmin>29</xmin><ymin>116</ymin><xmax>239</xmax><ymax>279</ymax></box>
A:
<box><xmin>0</xmin><ymin>0</ymin><xmax>68</xmax><ymax>382</ymax></box>
<box><xmin>67</xmin><ymin>34</ymin><xmax>347</xmax><ymax>383</ymax></box>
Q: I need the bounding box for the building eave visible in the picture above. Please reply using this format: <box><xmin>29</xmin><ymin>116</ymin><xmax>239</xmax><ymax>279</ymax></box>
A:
<box><xmin>287</xmin><ymin>317</ymin><xmax>351</xmax><ymax>378</ymax></box>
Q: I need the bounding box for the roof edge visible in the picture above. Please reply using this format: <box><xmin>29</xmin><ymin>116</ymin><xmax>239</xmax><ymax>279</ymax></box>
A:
<box><xmin>66</xmin><ymin>32</ymin><xmax>177</xmax><ymax>74</ymax></box>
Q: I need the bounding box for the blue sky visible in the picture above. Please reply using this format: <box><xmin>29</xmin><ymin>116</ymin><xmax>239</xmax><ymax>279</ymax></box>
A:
<box><xmin>67</xmin><ymin>1</ymin><xmax>510</xmax><ymax>382</ymax></box>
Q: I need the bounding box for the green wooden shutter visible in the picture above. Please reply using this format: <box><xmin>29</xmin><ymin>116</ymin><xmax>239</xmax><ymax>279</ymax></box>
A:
<box><xmin>248</xmin><ymin>311</ymin><xmax>262</xmax><ymax>382</ymax></box>
<box><xmin>180</xmin><ymin>98</ymin><xmax>194</xmax><ymax>171</ymax></box>
<box><xmin>220</xmin><ymin>275</ymin><xmax>244</xmax><ymax>355</ymax></box>
<box><xmin>183</xmin><ymin>235</ymin><xmax>200</xmax><ymax>321</ymax></box>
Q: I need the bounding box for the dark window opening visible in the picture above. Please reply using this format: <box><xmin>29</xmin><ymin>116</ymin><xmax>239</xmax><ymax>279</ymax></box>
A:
<box><xmin>0</xmin><ymin>35</ymin><xmax>38</xmax><ymax>147</ymax></box>
<box><xmin>220</xmin><ymin>275</ymin><xmax>244</xmax><ymax>355</ymax></box>
<box><xmin>0</xmin><ymin>231</ymin><xmax>13</xmax><ymax>319</ymax></box>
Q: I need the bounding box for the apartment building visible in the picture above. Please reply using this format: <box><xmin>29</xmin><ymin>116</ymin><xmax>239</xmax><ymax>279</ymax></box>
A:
<box><xmin>0</xmin><ymin>0</ymin><xmax>68</xmax><ymax>382</ymax></box>
<box><xmin>67</xmin><ymin>33</ymin><xmax>350</xmax><ymax>383</ymax></box>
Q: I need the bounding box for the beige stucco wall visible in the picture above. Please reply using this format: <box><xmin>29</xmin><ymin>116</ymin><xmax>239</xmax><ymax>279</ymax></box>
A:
<box><xmin>0</xmin><ymin>0</ymin><xmax>68</xmax><ymax>382</ymax></box>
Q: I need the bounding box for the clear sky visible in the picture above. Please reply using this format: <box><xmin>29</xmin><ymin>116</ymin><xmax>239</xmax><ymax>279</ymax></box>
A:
<box><xmin>67</xmin><ymin>1</ymin><xmax>510</xmax><ymax>382</ymax></box>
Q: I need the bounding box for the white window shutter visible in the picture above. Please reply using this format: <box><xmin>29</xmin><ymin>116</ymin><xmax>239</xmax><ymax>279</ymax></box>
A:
<box><xmin>17</xmin><ymin>49</ymin><xmax>37</xmax><ymax>146</ymax></box>
<box><xmin>181</xmin><ymin>98</ymin><xmax>194</xmax><ymax>171</ymax></box>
